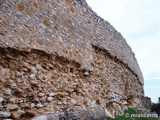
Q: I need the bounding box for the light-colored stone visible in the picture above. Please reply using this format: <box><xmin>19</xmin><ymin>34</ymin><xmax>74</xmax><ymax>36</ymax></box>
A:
<box><xmin>9</xmin><ymin>98</ymin><xmax>16</xmax><ymax>103</ymax></box>
<box><xmin>22</xmin><ymin>68</ymin><xmax>28</xmax><ymax>72</ymax></box>
<box><xmin>31</xmin><ymin>67</ymin><xmax>37</xmax><ymax>74</ymax></box>
<box><xmin>36</xmin><ymin>64</ymin><xmax>43</xmax><ymax>71</ymax></box>
<box><xmin>84</xmin><ymin>71</ymin><xmax>89</xmax><ymax>76</ymax></box>
<box><xmin>0</xmin><ymin>97</ymin><xmax>3</xmax><ymax>102</ymax></box>
<box><xmin>47</xmin><ymin>114</ymin><xmax>60</xmax><ymax>120</ymax></box>
<box><xmin>110</xmin><ymin>98</ymin><xmax>121</xmax><ymax>102</ymax></box>
<box><xmin>38</xmin><ymin>93</ymin><xmax>45</xmax><ymax>97</ymax></box>
<box><xmin>22</xmin><ymin>93</ymin><xmax>27</xmax><ymax>98</ymax></box>
<box><xmin>31</xmin><ymin>103</ymin><xmax>36</xmax><ymax>108</ymax></box>
<box><xmin>17</xmin><ymin>98</ymin><xmax>24</xmax><ymax>103</ymax></box>
<box><xmin>29</xmin><ymin>74</ymin><xmax>36</xmax><ymax>80</ymax></box>
<box><xmin>0</xmin><ymin>103</ymin><xmax>3</xmax><ymax>109</ymax></box>
<box><xmin>2</xmin><ymin>119</ymin><xmax>13</xmax><ymax>120</ymax></box>
<box><xmin>11</xmin><ymin>83</ymin><xmax>17</xmax><ymax>88</ymax></box>
<box><xmin>0</xmin><ymin>111</ymin><xmax>11</xmax><ymax>118</ymax></box>
<box><xmin>62</xmin><ymin>99</ymin><xmax>67</xmax><ymax>105</ymax></box>
<box><xmin>17</xmin><ymin>110</ymin><xmax>25</xmax><ymax>116</ymax></box>
<box><xmin>15</xmin><ymin>71</ymin><xmax>22</xmax><ymax>77</ymax></box>
<box><xmin>32</xmin><ymin>115</ymin><xmax>48</xmax><ymax>120</ymax></box>
<box><xmin>48</xmin><ymin>64</ymin><xmax>53</xmax><ymax>69</ymax></box>
<box><xmin>71</xmin><ymin>99</ymin><xmax>77</xmax><ymax>105</ymax></box>
<box><xmin>105</xmin><ymin>109</ymin><xmax>114</xmax><ymax>119</ymax></box>
<box><xmin>49</xmin><ymin>92</ymin><xmax>57</xmax><ymax>97</ymax></box>
<box><xmin>7</xmin><ymin>104</ymin><xmax>18</xmax><ymax>110</ymax></box>
<box><xmin>40</xmin><ymin>97</ymin><xmax>46</xmax><ymax>102</ymax></box>
<box><xmin>47</xmin><ymin>97</ymin><xmax>53</xmax><ymax>102</ymax></box>
<box><xmin>4</xmin><ymin>89</ymin><xmax>11</xmax><ymax>95</ymax></box>
<box><xmin>36</xmin><ymin>103</ymin><xmax>43</xmax><ymax>108</ymax></box>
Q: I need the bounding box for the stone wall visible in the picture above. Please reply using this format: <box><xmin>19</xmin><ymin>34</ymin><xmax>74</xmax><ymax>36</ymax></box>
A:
<box><xmin>0</xmin><ymin>0</ymin><xmax>144</xmax><ymax>119</ymax></box>
<box><xmin>142</xmin><ymin>96</ymin><xmax>151</xmax><ymax>108</ymax></box>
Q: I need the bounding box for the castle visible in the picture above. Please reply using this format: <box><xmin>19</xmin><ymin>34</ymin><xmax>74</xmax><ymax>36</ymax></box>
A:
<box><xmin>0</xmin><ymin>0</ymin><xmax>144</xmax><ymax>119</ymax></box>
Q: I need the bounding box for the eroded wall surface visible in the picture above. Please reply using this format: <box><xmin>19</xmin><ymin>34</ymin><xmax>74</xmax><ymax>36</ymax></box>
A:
<box><xmin>0</xmin><ymin>0</ymin><xmax>144</xmax><ymax>119</ymax></box>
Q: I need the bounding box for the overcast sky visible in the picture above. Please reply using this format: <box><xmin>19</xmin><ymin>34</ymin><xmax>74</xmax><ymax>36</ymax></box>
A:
<box><xmin>86</xmin><ymin>0</ymin><xmax>160</xmax><ymax>103</ymax></box>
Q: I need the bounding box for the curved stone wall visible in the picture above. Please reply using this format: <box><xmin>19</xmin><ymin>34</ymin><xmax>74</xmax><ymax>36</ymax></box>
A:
<box><xmin>0</xmin><ymin>0</ymin><xmax>144</xmax><ymax>119</ymax></box>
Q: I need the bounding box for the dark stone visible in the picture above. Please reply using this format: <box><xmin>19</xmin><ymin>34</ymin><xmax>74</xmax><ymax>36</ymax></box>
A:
<box><xmin>151</xmin><ymin>103</ymin><xmax>160</xmax><ymax>117</ymax></box>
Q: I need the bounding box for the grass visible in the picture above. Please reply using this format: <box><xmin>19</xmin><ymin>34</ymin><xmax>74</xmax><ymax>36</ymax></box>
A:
<box><xmin>107</xmin><ymin>108</ymin><xmax>159</xmax><ymax>120</ymax></box>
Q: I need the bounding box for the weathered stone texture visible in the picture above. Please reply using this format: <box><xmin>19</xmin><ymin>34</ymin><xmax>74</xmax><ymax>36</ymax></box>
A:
<box><xmin>142</xmin><ymin>96</ymin><xmax>152</xmax><ymax>108</ymax></box>
<box><xmin>0</xmin><ymin>0</ymin><xmax>144</xmax><ymax>119</ymax></box>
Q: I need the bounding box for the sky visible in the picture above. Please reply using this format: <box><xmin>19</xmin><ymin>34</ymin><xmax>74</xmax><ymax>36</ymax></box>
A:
<box><xmin>86</xmin><ymin>0</ymin><xmax>160</xmax><ymax>103</ymax></box>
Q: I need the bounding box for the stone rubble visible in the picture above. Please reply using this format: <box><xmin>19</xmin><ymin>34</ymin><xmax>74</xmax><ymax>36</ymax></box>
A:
<box><xmin>0</xmin><ymin>46</ymin><xmax>143</xmax><ymax>119</ymax></box>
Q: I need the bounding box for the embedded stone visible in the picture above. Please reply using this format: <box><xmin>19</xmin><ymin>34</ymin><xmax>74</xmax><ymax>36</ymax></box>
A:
<box><xmin>0</xmin><ymin>97</ymin><xmax>3</xmax><ymax>103</ymax></box>
<box><xmin>15</xmin><ymin>71</ymin><xmax>22</xmax><ymax>77</ymax></box>
<box><xmin>0</xmin><ymin>111</ymin><xmax>11</xmax><ymax>118</ymax></box>
<box><xmin>47</xmin><ymin>97</ymin><xmax>53</xmax><ymax>102</ymax></box>
<box><xmin>36</xmin><ymin>103</ymin><xmax>43</xmax><ymax>108</ymax></box>
<box><xmin>27</xmin><ymin>92</ymin><xmax>34</xmax><ymax>97</ymax></box>
<box><xmin>29</xmin><ymin>74</ymin><xmax>36</xmax><ymax>80</ymax></box>
<box><xmin>11</xmin><ymin>111</ymin><xmax>20</xmax><ymax>119</ymax></box>
<box><xmin>32</xmin><ymin>98</ymin><xmax>40</xmax><ymax>103</ymax></box>
<box><xmin>49</xmin><ymin>92</ymin><xmax>57</xmax><ymax>97</ymax></box>
<box><xmin>7</xmin><ymin>104</ymin><xmax>19</xmax><ymax>110</ymax></box>
<box><xmin>31</xmin><ymin>103</ymin><xmax>36</xmax><ymax>108</ymax></box>
<box><xmin>31</xmin><ymin>67</ymin><xmax>37</xmax><ymax>74</ymax></box>
<box><xmin>38</xmin><ymin>93</ymin><xmax>45</xmax><ymax>97</ymax></box>
<box><xmin>22</xmin><ymin>93</ymin><xmax>27</xmax><ymax>98</ymax></box>
<box><xmin>84</xmin><ymin>71</ymin><xmax>89</xmax><ymax>76</ymax></box>
<box><xmin>32</xmin><ymin>115</ymin><xmax>48</xmax><ymax>120</ymax></box>
<box><xmin>11</xmin><ymin>83</ymin><xmax>17</xmax><ymax>88</ymax></box>
<box><xmin>40</xmin><ymin>97</ymin><xmax>46</xmax><ymax>102</ymax></box>
<box><xmin>48</xmin><ymin>64</ymin><xmax>53</xmax><ymax>69</ymax></box>
<box><xmin>25</xmin><ymin>110</ymin><xmax>36</xmax><ymax>117</ymax></box>
<box><xmin>0</xmin><ymin>103</ymin><xmax>3</xmax><ymax>109</ymax></box>
<box><xmin>71</xmin><ymin>99</ymin><xmax>77</xmax><ymax>105</ymax></box>
<box><xmin>17</xmin><ymin>110</ymin><xmax>25</xmax><ymax>116</ymax></box>
<box><xmin>4</xmin><ymin>89</ymin><xmax>11</xmax><ymax>95</ymax></box>
<box><xmin>21</xmin><ymin>103</ymin><xmax>30</xmax><ymax>109</ymax></box>
<box><xmin>36</xmin><ymin>64</ymin><xmax>43</xmax><ymax>70</ymax></box>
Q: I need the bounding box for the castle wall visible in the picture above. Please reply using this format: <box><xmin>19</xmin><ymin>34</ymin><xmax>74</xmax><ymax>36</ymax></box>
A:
<box><xmin>0</xmin><ymin>0</ymin><xmax>144</xmax><ymax>119</ymax></box>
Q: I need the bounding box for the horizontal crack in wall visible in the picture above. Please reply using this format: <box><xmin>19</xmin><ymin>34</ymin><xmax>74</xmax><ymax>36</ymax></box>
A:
<box><xmin>0</xmin><ymin>46</ymin><xmax>143</xmax><ymax>119</ymax></box>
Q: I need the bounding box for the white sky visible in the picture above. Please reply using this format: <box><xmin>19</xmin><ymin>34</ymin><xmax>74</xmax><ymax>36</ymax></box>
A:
<box><xmin>86</xmin><ymin>0</ymin><xmax>160</xmax><ymax>103</ymax></box>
